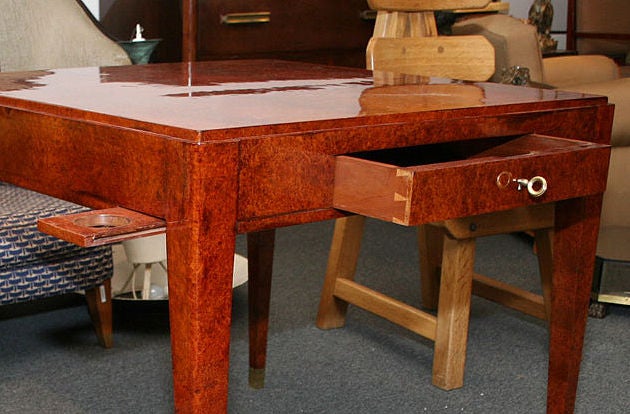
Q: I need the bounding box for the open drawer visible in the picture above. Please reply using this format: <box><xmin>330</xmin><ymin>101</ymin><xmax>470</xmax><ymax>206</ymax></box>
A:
<box><xmin>332</xmin><ymin>134</ymin><xmax>610</xmax><ymax>225</ymax></box>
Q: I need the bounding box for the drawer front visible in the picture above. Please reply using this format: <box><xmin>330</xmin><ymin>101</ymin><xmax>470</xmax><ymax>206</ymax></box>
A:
<box><xmin>333</xmin><ymin>135</ymin><xmax>610</xmax><ymax>225</ymax></box>
<box><xmin>197</xmin><ymin>0</ymin><xmax>374</xmax><ymax>58</ymax></box>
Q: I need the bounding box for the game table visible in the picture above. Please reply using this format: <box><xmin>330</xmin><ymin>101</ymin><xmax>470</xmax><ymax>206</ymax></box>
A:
<box><xmin>0</xmin><ymin>60</ymin><xmax>613</xmax><ymax>413</ymax></box>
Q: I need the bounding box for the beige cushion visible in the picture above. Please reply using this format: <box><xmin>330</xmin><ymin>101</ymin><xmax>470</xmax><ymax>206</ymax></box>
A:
<box><xmin>597</xmin><ymin>147</ymin><xmax>630</xmax><ymax>260</ymax></box>
<box><xmin>560</xmin><ymin>78</ymin><xmax>630</xmax><ymax>147</ymax></box>
<box><xmin>452</xmin><ymin>14</ymin><xmax>544</xmax><ymax>84</ymax></box>
<box><xmin>543</xmin><ymin>55</ymin><xmax>620</xmax><ymax>89</ymax></box>
<box><xmin>597</xmin><ymin>226</ymin><xmax>630</xmax><ymax>260</ymax></box>
<box><xmin>600</xmin><ymin>147</ymin><xmax>630</xmax><ymax>226</ymax></box>
<box><xmin>0</xmin><ymin>0</ymin><xmax>130</xmax><ymax>72</ymax></box>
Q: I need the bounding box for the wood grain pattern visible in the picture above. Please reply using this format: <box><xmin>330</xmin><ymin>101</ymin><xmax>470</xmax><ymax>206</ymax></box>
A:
<box><xmin>316</xmin><ymin>215</ymin><xmax>366</xmax><ymax>329</ymax></box>
<box><xmin>432</xmin><ymin>236</ymin><xmax>475</xmax><ymax>389</ymax></box>
<box><xmin>247</xmin><ymin>229</ymin><xmax>276</xmax><ymax>388</ymax></box>
<box><xmin>367</xmin><ymin>36</ymin><xmax>495</xmax><ymax>81</ymax></box>
<box><xmin>332</xmin><ymin>135</ymin><xmax>610</xmax><ymax>225</ymax></box>
<box><xmin>368</xmin><ymin>0</ymin><xmax>491</xmax><ymax>12</ymax></box>
<box><xmin>38</xmin><ymin>207</ymin><xmax>166</xmax><ymax>247</ymax></box>
<box><xmin>0</xmin><ymin>60</ymin><xmax>613</xmax><ymax>413</ymax></box>
<box><xmin>85</xmin><ymin>279</ymin><xmax>113</xmax><ymax>348</ymax></box>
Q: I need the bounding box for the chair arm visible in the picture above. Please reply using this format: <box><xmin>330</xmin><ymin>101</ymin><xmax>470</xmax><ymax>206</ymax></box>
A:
<box><xmin>0</xmin><ymin>0</ymin><xmax>131</xmax><ymax>72</ymax></box>
<box><xmin>561</xmin><ymin>78</ymin><xmax>630</xmax><ymax>259</ymax></box>
<box><xmin>558</xmin><ymin>78</ymin><xmax>630</xmax><ymax>259</ymax></box>
<box><xmin>597</xmin><ymin>147</ymin><xmax>630</xmax><ymax>260</ymax></box>
<box><xmin>542</xmin><ymin>55</ymin><xmax>620</xmax><ymax>89</ymax></box>
<box><xmin>559</xmin><ymin>78</ymin><xmax>630</xmax><ymax>148</ymax></box>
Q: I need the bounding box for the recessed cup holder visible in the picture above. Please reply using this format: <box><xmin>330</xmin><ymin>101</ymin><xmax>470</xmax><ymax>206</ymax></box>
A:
<box><xmin>74</xmin><ymin>214</ymin><xmax>132</xmax><ymax>229</ymax></box>
<box><xmin>39</xmin><ymin>207</ymin><xmax>166</xmax><ymax>247</ymax></box>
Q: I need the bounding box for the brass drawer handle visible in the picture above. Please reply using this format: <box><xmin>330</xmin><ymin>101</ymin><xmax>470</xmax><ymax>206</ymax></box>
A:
<box><xmin>360</xmin><ymin>9</ymin><xmax>377</xmax><ymax>20</ymax></box>
<box><xmin>220</xmin><ymin>11</ymin><xmax>271</xmax><ymax>25</ymax></box>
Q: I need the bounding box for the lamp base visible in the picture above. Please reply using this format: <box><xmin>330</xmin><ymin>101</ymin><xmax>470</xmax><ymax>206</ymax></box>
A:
<box><xmin>118</xmin><ymin>39</ymin><xmax>161</xmax><ymax>64</ymax></box>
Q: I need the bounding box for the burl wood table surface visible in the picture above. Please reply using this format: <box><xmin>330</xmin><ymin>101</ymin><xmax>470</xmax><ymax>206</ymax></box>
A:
<box><xmin>0</xmin><ymin>60</ymin><xmax>613</xmax><ymax>413</ymax></box>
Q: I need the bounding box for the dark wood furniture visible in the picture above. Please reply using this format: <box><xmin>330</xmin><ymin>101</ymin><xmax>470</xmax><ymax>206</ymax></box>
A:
<box><xmin>100</xmin><ymin>0</ymin><xmax>376</xmax><ymax>66</ymax></box>
<box><xmin>0</xmin><ymin>60</ymin><xmax>612</xmax><ymax>413</ymax></box>
<box><xmin>567</xmin><ymin>0</ymin><xmax>630</xmax><ymax>60</ymax></box>
<box><xmin>99</xmin><ymin>1</ymin><xmax>511</xmax><ymax>65</ymax></box>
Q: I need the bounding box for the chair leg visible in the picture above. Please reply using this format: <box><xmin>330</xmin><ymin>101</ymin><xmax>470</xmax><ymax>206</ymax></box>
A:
<box><xmin>432</xmin><ymin>236</ymin><xmax>475</xmax><ymax>390</ymax></box>
<box><xmin>418</xmin><ymin>224</ymin><xmax>445</xmax><ymax>310</ymax></box>
<box><xmin>316</xmin><ymin>215</ymin><xmax>366</xmax><ymax>329</ymax></box>
<box><xmin>534</xmin><ymin>228</ymin><xmax>554</xmax><ymax>322</ymax></box>
<box><xmin>85</xmin><ymin>279</ymin><xmax>113</xmax><ymax>348</ymax></box>
<box><xmin>247</xmin><ymin>229</ymin><xmax>276</xmax><ymax>389</ymax></box>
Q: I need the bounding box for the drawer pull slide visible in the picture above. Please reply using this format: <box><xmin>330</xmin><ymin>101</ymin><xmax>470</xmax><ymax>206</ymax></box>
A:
<box><xmin>360</xmin><ymin>10</ymin><xmax>377</xmax><ymax>20</ymax></box>
<box><xmin>220</xmin><ymin>12</ymin><xmax>271</xmax><ymax>25</ymax></box>
<box><xmin>38</xmin><ymin>207</ymin><xmax>166</xmax><ymax>247</ymax></box>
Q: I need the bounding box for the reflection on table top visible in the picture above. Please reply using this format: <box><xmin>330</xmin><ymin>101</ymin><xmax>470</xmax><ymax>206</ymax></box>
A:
<box><xmin>0</xmin><ymin>60</ymin><xmax>601</xmax><ymax>140</ymax></box>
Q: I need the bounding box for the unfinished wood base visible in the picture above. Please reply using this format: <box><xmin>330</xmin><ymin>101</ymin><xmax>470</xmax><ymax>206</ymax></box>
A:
<box><xmin>317</xmin><ymin>204</ymin><xmax>554</xmax><ymax>390</ymax></box>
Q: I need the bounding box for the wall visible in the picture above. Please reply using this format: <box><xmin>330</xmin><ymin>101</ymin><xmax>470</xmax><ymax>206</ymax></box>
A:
<box><xmin>508</xmin><ymin>0</ymin><xmax>568</xmax><ymax>49</ymax></box>
<box><xmin>80</xmin><ymin>0</ymin><xmax>100</xmax><ymax>19</ymax></box>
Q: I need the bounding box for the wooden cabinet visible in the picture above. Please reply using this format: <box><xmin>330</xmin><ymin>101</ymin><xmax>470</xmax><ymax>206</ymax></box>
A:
<box><xmin>100</xmin><ymin>0</ymin><xmax>375</xmax><ymax>67</ymax></box>
<box><xmin>567</xmin><ymin>0</ymin><xmax>630</xmax><ymax>60</ymax></box>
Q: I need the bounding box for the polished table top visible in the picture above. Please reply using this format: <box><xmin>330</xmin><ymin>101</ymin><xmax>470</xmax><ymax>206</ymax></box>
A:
<box><xmin>0</xmin><ymin>60</ymin><xmax>613</xmax><ymax>414</ymax></box>
<box><xmin>0</xmin><ymin>60</ymin><xmax>603</xmax><ymax>140</ymax></box>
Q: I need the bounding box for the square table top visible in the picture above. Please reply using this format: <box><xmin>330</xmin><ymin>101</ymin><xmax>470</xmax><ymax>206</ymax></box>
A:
<box><xmin>0</xmin><ymin>60</ymin><xmax>603</xmax><ymax>142</ymax></box>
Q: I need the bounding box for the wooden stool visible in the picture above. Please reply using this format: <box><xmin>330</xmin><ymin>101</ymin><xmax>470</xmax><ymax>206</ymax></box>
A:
<box><xmin>316</xmin><ymin>0</ymin><xmax>551</xmax><ymax>390</ymax></box>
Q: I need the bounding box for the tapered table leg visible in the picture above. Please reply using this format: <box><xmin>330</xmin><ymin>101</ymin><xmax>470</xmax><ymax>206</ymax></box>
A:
<box><xmin>547</xmin><ymin>196</ymin><xmax>603</xmax><ymax>413</ymax></box>
<box><xmin>167</xmin><ymin>142</ymin><xmax>239</xmax><ymax>414</ymax></box>
<box><xmin>247</xmin><ymin>229</ymin><xmax>276</xmax><ymax>388</ymax></box>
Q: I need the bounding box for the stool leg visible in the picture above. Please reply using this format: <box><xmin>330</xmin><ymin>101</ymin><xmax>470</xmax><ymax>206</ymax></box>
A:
<box><xmin>141</xmin><ymin>263</ymin><xmax>152</xmax><ymax>300</ymax></box>
<box><xmin>85</xmin><ymin>279</ymin><xmax>113</xmax><ymax>348</ymax></box>
<box><xmin>432</xmin><ymin>236</ymin><xmax>475</xmax><ymax>390</ymax></box>
<box><xmin>247</xmin><ymin>229</ymin><xmax>276</xmax><ymax>389</ymax></box>
<box><xmin>418</xmin><ymin>224</ymin><xmax>445</xmax><ymax>310</ymax></box>
<box><xmin>316</xmin><ymin>215</ymin><xmax>366</xmax><ymax>329</ymax></box>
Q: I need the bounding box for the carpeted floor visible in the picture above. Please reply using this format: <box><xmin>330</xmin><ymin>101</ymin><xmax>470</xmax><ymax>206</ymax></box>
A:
<box><xmin>1</xmin><ymin>219</ymin><xmax>628</xmax><ymax>413</ymax></box>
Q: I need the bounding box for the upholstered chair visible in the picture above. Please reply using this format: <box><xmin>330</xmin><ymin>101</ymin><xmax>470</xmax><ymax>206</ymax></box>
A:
<box><xmin>0</xmin><ymin>0</ymin><xmax>132</xmax><ymax>346</ymax></box>
<box><xmin>0</xmin><ymin>183</ymin><xmax>114</xmax><ymax>346</ymax></box>
<box><xmin>0</xmin><ymin>0</ymin><xmax>130</xmax><ymax>72</ymax></box>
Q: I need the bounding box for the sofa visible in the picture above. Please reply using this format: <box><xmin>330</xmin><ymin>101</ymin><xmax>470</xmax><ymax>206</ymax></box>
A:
<box><xmin>453</xmin><ymin>14</ymin><xmax>630</xmax><ymax>313</ymax></box>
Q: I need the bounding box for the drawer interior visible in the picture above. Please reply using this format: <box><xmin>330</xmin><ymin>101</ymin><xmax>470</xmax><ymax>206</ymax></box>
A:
<box><xmin>343</xmin><ymin>134</ymin><xmax>594</xmax><ymax>168</ymax></box>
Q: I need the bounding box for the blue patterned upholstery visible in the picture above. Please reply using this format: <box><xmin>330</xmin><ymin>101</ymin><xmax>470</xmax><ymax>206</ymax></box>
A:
<box><xmin>0</xmin><ymin>181</ymin><xmax>113</xmax><ymax>305</ymax></box>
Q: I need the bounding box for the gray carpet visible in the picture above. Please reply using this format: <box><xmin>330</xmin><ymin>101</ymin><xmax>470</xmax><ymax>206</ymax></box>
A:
<box><xmin>1</xmin><ymin>219</ymin><xmax>628</xmax><ymax>413</ymax></box>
